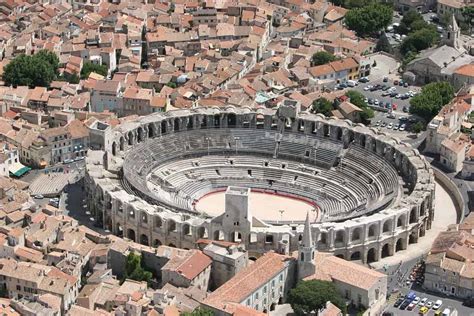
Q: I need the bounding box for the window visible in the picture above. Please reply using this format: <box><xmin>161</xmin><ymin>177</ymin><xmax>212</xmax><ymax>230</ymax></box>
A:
<box><xmin>255</xmin><ymin>292</ymin><xmax>259</xmax><ymax>300</ymax></box>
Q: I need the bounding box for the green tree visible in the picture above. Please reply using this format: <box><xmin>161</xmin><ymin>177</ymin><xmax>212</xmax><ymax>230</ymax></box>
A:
<box><xmin>409</xmin><ymin>82</ymin><xmax>454</xmax><ymax>122</ymax></box>
<box><xmin>3</xmin><ymin>50</ymin><xmax>59</xmax><ymax>88</ymax></box>
<box><xmin>462</xmin><ymin>7</ymin><xmax>474</xmax><ymax>33</ymax></box>
<box><xmin>345</xmin><ymin>3</ymin><xmax>393</xmax><ymax>37</ymax></box>
<box><xmin>181</xmin><ymin>308</ymin><xmax>214</xmax><ymax>316</ymax></box>
<box><xmin>411</xmin><ymin>121</ymin><xmax>426</xmax><ymax>133</ymax></box>
<box><xmin>375</xmin><ymin>32</ymin><xmax>393</xmax><ymax>54</ymax></box>
<box><xmin>312</xmin><ymin>97</ymin><xmax>334</xmax><ymax>116</ymax></box>
<box><xmin>400</xmin><ymin>26</ymin><xmax>439</xmax><ymax>55</ymax></box>
<box><xmin>311</xmin><ymin>51</ymin><xmax>336</xmax><ymax>66</ymax></box>
<box><xmin>80</xmin><ymin>61</ymin><xmax>108</xmax><ymax>79</ymax></box>
<box><xmin>346</xmin><ymin>90</ymin><xmax>374</xmax><ymax>123</ymax></box>
<box><xmin>288</xmin><ymin>280</ymin><xmax>346</xmax><ymax>316</ymax></box>
<box><xmin>397</xmin><ymin>9</ymin><xmax>424</xmax><ymax>34</ymax></box>
<box><xmin>122</xmin><ymin>252</ymin><xmax>153</xmax><ymax>284</ymax></box>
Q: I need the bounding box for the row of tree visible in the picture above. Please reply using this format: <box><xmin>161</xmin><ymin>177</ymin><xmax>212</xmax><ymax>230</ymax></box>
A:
<box><xmin>399</xmin><ymin>10</ymin><xmax>440</xmax><ymax>57</ymax></box>
<box><xmin>409</xmin><ymin>81</ymin><xmax>455</xmax><ymax>122</ymax></box>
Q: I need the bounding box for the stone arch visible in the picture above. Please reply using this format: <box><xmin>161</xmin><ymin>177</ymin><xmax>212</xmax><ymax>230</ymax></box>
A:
<box><xmin>368</xmin><ymin>224</ymin><xmax>377</xmax><ymax>238</ymax></box>
<box><xmin>187</xmin><ymin>117</ymin><xmax>194</xmax><ymax>130</ymax></box>
<box><xmin>214</xmin><ymin>114</ymin><xmax>221</xmax><ymax>127</ymax></box>
<box><xmin>148</xmin><ymin>124</ymin><xmax>155</xmax><ymax>138</ymax></box>
<box><xmin>116</xmin><ymin>223</ymin><xmax>123</xmax><ymax>237</ymax></box>
<box><xmin>232</xmin><ymin>231</ymin><xmax>242</xmax><ymax>243</ymax></box>
<box><xmin>153</xmin><ymin>239</ymin><xmax>162</xmax><ymax>247</ymax></box>
<box><xmin>128</xmin><ymin>131</ymin><xmax>134</xmax><ymax>145</ymax></box>
<box><xmin>201</xmin><ymin>116</ymin><xmax>208</xmax><ymax>128</ymax></box>
<box><xmin>197</xmin><ymin>227</ymin><xmax>208</xmax><ymax>239</ymax></box>
<box><xmin>360</xmin><ymin>134</ymin><xmax>366</xmax><ymax>148</ymax></box>
<box><xmin>137</xmin><ymin>127</ymin><xmax>144</xmax><ymax>143</ymax></box>
<box><xmin>140</xmin><ymin>234</ymin><xmax>149</xmax><ymax>246</ymax></box>
<box><xmin>409</xmin><ymin>208</ymin><xmax>417</xmax><ymax>224</ymax></box>
<box><xmin>213</xmin><ymin>230</ymin><xmax>224</xmax><ymax>241</ymax></box>
<box><xmin>350</xmin><ymin>251</ymin><xmax>361</xmax><ymax>261</ymax></box>
<box><xmin>367</xmin><ymin>248</ymin><xmax>376</xmax><ymax>263</ymax></box>
<box><xmin>396</xmin><ymin>238</ymin><xmax>405</xmax><ymax>251</ymax></box>
<box><xmin>381</xmin><ymin>243</ymin><xmax>391</xmax><ymax>258</ymax></box>
<box><xmin>119</xmin><ymin>137</ymin><xmax>125</xmax><ymax>151</ymax></box>
<box><xmin>336</xmin><ymin>127</ymin><xmax>342</xmax><ymax>141</ymax></box>
<box><xmin>141</xmin><ymin>212</ymin><xmax>148</xmax><ymax>225</ymax></box>
<box><xmin>420</xmin><ymin>202</ymin><xmax>426</xmax><ymax>216</ymax></box>
<box><xmin>382</xmin><ymin>219</ymin><xmax>392</xmax><ymax>233</ymax></box>
<box><xmin>335</xmin><ymin>254</ymin><xmax>344</xmax><ymax>259</ymax></box>
<box><xmin>323</xmin><ymin>124</ymin><xmax>330</xmax><ymax>137</ymax></box>
<box><xmin>174</xmin><ymin>118</ymin><xmax>180</xmax><ymax>131</ymax></box>
<box><xmin>127</xmin><ymin>228</ymin><xmax>136</xmax><ymax>242</ymax></box>
<box><xmin>319</xmin><ymin>232</ymin><xmax>328</xmax><ymax>245</ymax></box>
<box><xmin>111</xmin><ymin>142</ymin><xmax>117</xmax><ymax>156</ymax></box>
<box><xmin>182</xmin><ymin>223</ymin><xmax>191</xmax><ymax>236</ymax></box>
<box><xmin>167</xmin><ymin>219</ymin><xmax>177</xmax><ymax>232</ymax></box>
<box><xmin>168</xmin><ymin>243</ymin><xmax>176</xmax><ymax>248</ymax></box>
<box><xmin>161</xmin><ymin>120</ymin><xmax>167</xmax><ymax>134</ymax></box>
<box><xmin>154</xmin><ymin>216</ymin><xmax>162</xmax><ymax>229</ymax></box>
<box><xmin>409</xmin><ymin>230</ymin><xmax>418</xmax><ymax>244</ymax></box>
<box><xmin>227</xmin><ymin>113</ymin><xmax>236</xmax><ymax>127</ymax></box>
<box><xmin>397</xmin><ymin>214</ymin><xmax>406</xmax><ymax>228</ymax></box>
<box><xmin>351</xmin><ymin>227</ymin><xmax>362</xmax><ymax>243</ymax></box>
<box><xmin>335</xmin><ymin>230</ymin><xmax>345</xmax><ymax>244</ymax></box>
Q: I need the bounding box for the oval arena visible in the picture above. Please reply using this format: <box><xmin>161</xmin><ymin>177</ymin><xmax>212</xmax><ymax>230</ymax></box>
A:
<box><xmin>85</xmin><ymin>105</ymin><xmax>435</xmax><ymax>263</ymax></box>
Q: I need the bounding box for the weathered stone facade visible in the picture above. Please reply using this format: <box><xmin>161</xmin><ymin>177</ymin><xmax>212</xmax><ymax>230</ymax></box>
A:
<box><xmin>85</xmin><ymin>106</ymin><xmax>435</xmax><ymax>263</ymax></box>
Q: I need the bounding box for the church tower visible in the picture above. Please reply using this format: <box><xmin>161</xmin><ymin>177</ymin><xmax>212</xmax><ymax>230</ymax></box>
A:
<box><xmin>297</xmin><ymin>212</ymin><xmax>316</xmax><ymax>280</ymax></box>
<box><xmin>445</xmin><ymin>14</ymin><xmax>462</xmax><ymax>51</ymax></box>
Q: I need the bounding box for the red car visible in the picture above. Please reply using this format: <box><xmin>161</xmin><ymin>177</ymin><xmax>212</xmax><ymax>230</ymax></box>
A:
<box><xmin>394</xmin><ymin>79</ymin><xmax>399</xmax><ymax>85</ymax></box>
<box><xmin>392</xmin><ymin>103</ymin><xmax>398</xmax><ymax>110</ymax></box>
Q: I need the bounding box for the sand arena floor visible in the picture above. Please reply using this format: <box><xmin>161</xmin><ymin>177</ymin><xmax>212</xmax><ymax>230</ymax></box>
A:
<box><xmin>195</xmin><ymin>189</ymin><xmax>318</xmax><ymax>223</ymax></box>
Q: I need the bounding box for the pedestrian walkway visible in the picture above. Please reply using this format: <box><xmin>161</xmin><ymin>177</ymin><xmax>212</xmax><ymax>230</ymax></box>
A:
<box><xmin>29</xmin><ymin>171</ymin><xmax>79</xmax><ymax>196</ymax></box>
<box><xmin>371</xmin><ymin>180</ymin><xmax>457</xmax><ymax>269</ymax></box>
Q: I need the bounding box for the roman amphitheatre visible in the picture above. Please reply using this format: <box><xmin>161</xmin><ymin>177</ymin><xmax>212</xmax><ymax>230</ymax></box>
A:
<box><xmin>85</xmin><ymin>104</ymin><xmax>458</xmax><ymax>264</ymax></box>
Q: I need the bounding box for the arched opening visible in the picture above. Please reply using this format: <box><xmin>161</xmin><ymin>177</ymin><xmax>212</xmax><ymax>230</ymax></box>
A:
<box><xmin>141</xmin><ymin>213</ymin><xmax>148</xmax><ymax>225</ymax></box>
<box><xmin>420</xmin><ymin>224</ymin><xmax>426</xmax><ymax>237</ymax></box>
<box><xmin>182</xmin><ymin>224</ymin><xmax>191</xmax><ymax>236</ymax></box>
<box><xmin>127</xmin><ymin>229</ymin><xmax>136</xmax><ymax>242</ymax></box>
<box><xmin>232</xmin><ymin>231</ymin><xmax>242</xmax><ymax>243</ymax></box>
<box><xmin>174</xmin><ymin>118</ymin><xmax>180</xmax><ymax>131</ymax></box>
<box><xmin>128</xmin><ymin>131</ymin><xmax>133</xmax><ymax>145</ymax></box>
<box><xmin>111</xmin><ymin>142</ymin><xmax>117</xmax><ymax>156</ymax></box>
<box><xmin>116</xmin><ymin>223</ymin><xmax>123</xmax><ymax>237</ymax></box>
<box><xmin>154</xmin><ymin>216</ymin><xmax>162</xmax><ymax>229</ymax></box>
<box><xmin>335</xmin><ymin>230</ymin><xmax>345</xmax><ymax>244</ymax></box>
<box><xmin>367</xmin><ymin>248</ymin><xmax>376</xmax><ymax>263</ymax></box>
<box><xmin>420</xmin><ymin>202</ymin><xmax>426</xmax><ymax>216</ymax></box>
<box><xmin>360</xmin><ymin>134</ymin><xmax>366</xmax><ymax>148</ymax></box>
<box><xmin>397</xmin><ymin>215</ymin><xmax>405</xmax><ymax>228</ymax></box>
<box><xmin>153</xmin><ymin>239</ymin><xmax>162</xmax><ymax>247</ymax></box>
<box><xmin>213</xmin><ymin>230</ymin><xmax>224</xmax><ymax>241</ymax></box>
<box><xmin>351</xmin><ymin>228</ymin><xmax>361</xmax><ymax>243</ymax></box>
<box><xmin>168</xmin><ymin>220</ymin><xmax>177</xmax><ymax>232</ymax></box>
<box><xmin>119</xmin><ymin>137</ymin><xmax>125</xmax><ymax>151</ymax></box>
<box><xmin>396</xmin><ymin>238</ymin><xmax>404</xmax><ymax>251</ymax></box>
<box><xmin>270</xmin><ymin>303</ymin><xmax>276</xmax><ymax>311</ymax></box>
<box><xmin>214</xmin><ymin>114</ymin><xmax>220</xmax><ymax>127</ymax></box>
<box><xmin>409</xmin><ymin>231</ymin><xmax>418</xmax><ymax>244</ymax></box>
<box><xmin>368</xmin><ymin>225</ymin><xmax>376</xmax><ymax>238</ymax></box>
<box><xmin>320</xmin><ymin>232</ymin><xmax>327</xmax><ymax>245</ymax></box>
<box><xmin>381</xmin><ymin>243</ymin><xmax>391</xmax><ymax>258</ymax></box>
<box><xmin>168</xmin><ymin>243</ymin><xmax>176</xmax><ymax>248</ymax></box>
<box><xmin>187</xmin><ymin>117</ymin><xmax>194</xmax><ymax>130</ymax></box>
<box><xmin>227</xmin><ymin>113</ymin><xmax>236</xmax><ymax>127</ymax></box>
<box><xmin>148</xmin><ymin>124</ymin><xmax>154</xmax><ymax>138</ymax></box>
<box><xmin>350</xmin><ymin>251</ymin><xmax>361</xmax><ymax>261</ymax></box>
<box><xmin>140</xmin><ymin>234</ymin><xmax>149</xmax><ymax>246</ymax></box>
<box><xmin>336</xmin><ymin>128</ymin><xmax>342</xmax><ymax>141</ymax></box>
<box><xmin>201</xmin><ymin>116</ymin><xmax>207</xmax><ymax>129</ymax></box>
<box><xmin>137</xmin><ymin>127</ymin><xmax>144</xmax><ymax>142</ymax></box>
<box><xmin>383</xmin><ymin>220</ymin><xmax>392</xmax><ymax>233</ymax></box>
<box><xmin>323</xmin><ymin>124</ymin><xmax>329</xmax><ymax>137</ymax></box>
<box><xmin>335</xmin><ymin>254</ymin><xmax>344</xmax><ymax>259</ymax></box>
<box><xmin>197</xmin><ymin>227</ymin><xmax>208</xmax><ymax>239</ymax></box>
<box><xmin>409</xmin><ymin>208</ymin><xmax>417</xmax><ymax>224</ymax></box>
<box><xmin>249</xmin><ymin>256</ymin><xmax>257</xmax><ymax>261</ymax></box>
<box><xmin>161</xmin><ymin>121</ymin><xmax>167</xmax><ymax>134</ymax></box>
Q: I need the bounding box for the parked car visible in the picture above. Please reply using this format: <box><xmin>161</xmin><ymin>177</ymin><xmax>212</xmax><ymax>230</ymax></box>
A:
<box><xmin>381</xmin><ymin>121</ymin><xmax>387</xmax><ymax>127</ymax></box>
<box><xmin>426</xmin><ymin>301</ymin><xmax>433</xmax><ymax>309</ymax></box>
<box><xmin>394</xmin><ymin>298</ymin><xmax>404</xmax><ymax>307</ymax></box>
<box><xmin>368</xmin><ymin>98</ymin><xmax>374</xmax><ymax>105</ymax></box>
<box><xmin>374</xmin><ymin>99</ymin><xmax>379</xmax><ymax>106</ymax></box>
<box><xmin>390</xmin><ymin>91</ymin><xmax>398</xmax><ymax>97</ymax></box>
<box><xmin>392</xmin><ymin>103</ymin><xmax>398</xmax><ymax>110</ymax></box>
<box><xmin>413</xmin><ymin>297</ymin><xmax>421</xmax><ymax>305</ymax></box>
<box><xmin>433</xmin><ymin>300</ymin><xmax>443</xmax><ymax>310</ymax></box>
<box><xmin>383</xmin><ymin>76</ymin><xmax>388</xmax><ymax>82</ymax></box>
<box><xmin>382</xmin><ymin>91</ymin><xmax>390</xmax><ymax>96</ymax></box>
<box><xmin>385</xmin><ymin>102</ymin><xmax>391</xmax><ymax>109</ymax></box>
<box><xmin>419</xmin><ymin>306</ymin><xmax>429</xmax><ymax>314</ymax></box>
<box><xmin>399</xmin><ymin>124</ymin><xmax>406</xmax><ymax>131</ymax></box>
<box><xmin>34</xmin><ymin>194</ymin><xmax>44</xmax><ymax>199</ymax></box>
<box><xmin>400</xmin><ymin>300</ymin><xmax>410</xmax><ymax>310</ymax></box>
<box><xmin>394</xmin><ymin>79</ymin><xmax>399</xmax><ymax>85</ymax></box>
<box><xmin>364</xmin><ymin>85</ymin><xmax>372</xmax><ymax>91</ymax></box>
<box><xmin>403</xmin><ymin>106</ymin><xmax>408</xmax><ymax>113</ymax></box>
<box><xmin>419</xmin><ymin>298</ymin><xmax>428</xmax><ymax>306</ymax></box>
<box><xmin>407</xmin><ymin>302</ymin><xmax>416</xmax><ymax>311</ymax></box>
<box><xmin>393</xmin><ymin>124</ymin><xmax>400</xmax><ymax>130</ymax></box>
<box><xmin>387</xmin><ymin>123</ymin><xmax>393</xmax><ymax>129</ymax></box>
<box><xmin>404</xmin><ymin>82</ymin><xmax>409</xmax><ymax>87</ymax></box>
<box><xmin>387</xmin><ymin>112</ymin><xmax>396</xmax><ymax>119</ymax></box>
<box><xmin>398</xmin><ymin>80</ymin><xmax>404</xmax><ymax>86</ymax></box>
<box><xmin>382</xmin><ymin>85</ymin><xmax>390</xmax><ymax>91</ymax></box>
<box><xmin>63</xmin><ymin>158</ymin><xmax>74</xmax><ymax>164</ymax></box>
<box><xmin>358</xmin><ymin>77</ymin><xmax>369</xmax><ymax>83</ymax></box>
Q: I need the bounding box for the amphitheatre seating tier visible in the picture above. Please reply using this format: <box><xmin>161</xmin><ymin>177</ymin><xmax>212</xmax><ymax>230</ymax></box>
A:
<box><xmin>123</xmin><ymin>128</ymin><xmax>401</xmax><ymax>222</ymax></box>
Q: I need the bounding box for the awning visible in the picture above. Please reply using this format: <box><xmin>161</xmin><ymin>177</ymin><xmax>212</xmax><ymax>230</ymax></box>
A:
<box><xmin>9</xmin><ymin>162</ymin><xmax>31</xmax><ymax>177</ymax></box>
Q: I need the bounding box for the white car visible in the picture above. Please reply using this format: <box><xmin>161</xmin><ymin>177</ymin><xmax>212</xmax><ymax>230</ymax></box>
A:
<box><xmin>433</xmin><ymin>299</ymin><xmax>443</xmax><ymax>310</ymax></box>
<box><xmin>419</xmin><ymin>298</ymin><xmax>428</xmax><ymax>306</ymax></box>
<box><xmin>412</xmin><ymin>297</ymin><xmax>421</xmax><ymax>305</ymax></box>
<box><xmin>387</xmin><ymin>123</ymin><xmax>393</xmax><ymax>129</ymax></box>
<box><xmin>364</xmin><ymin>85</ymin><xmax>373</xmax><ymax>91</ymax></box>
<box><xmin>34</xmin><ymin>194</ymin><xmax>44</xmax><ymax>199</ymax></box>
<box><xmin>374</xmin><ymin>99</ymin><xmax>379</xmax><ymax>106</ymax></box>
<box><xmin>399</xmin><ymin>124</ymin><xmax>406</xmax><ymax>131</ymax></box>
<box><xmin>426</xmin><ymin>301</ymin><xmax>433</xmax><ymax>309</ymax></box>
